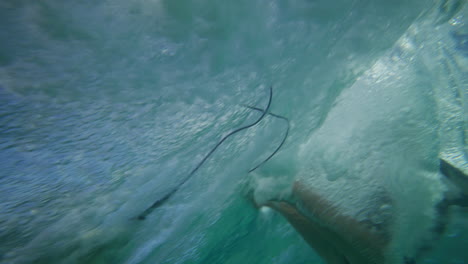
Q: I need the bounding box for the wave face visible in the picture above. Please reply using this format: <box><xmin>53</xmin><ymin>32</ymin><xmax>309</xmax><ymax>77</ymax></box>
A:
<box><xmin>0</xmin><ymin>0</ymin><xmax>466</xmax><ymax>263</ymax></box>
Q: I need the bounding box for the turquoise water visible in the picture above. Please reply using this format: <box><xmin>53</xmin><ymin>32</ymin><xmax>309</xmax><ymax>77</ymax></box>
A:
<box><xmin>0</xmin><ymin>0</ymin><xmax>467</xmax><ymax>263</ymax></box>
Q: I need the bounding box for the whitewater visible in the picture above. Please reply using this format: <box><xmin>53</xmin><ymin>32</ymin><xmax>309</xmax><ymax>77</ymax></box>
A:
<box><xmin>0</xmin><ymin>0</ymin><xmax>467</xmax><ymax>263</ymax></box>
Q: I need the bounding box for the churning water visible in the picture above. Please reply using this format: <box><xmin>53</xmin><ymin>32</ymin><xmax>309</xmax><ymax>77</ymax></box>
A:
<box><xmin>0</xmin><ymin>0</ymin><xmax>467</xmax><ymax>263</ymax></box>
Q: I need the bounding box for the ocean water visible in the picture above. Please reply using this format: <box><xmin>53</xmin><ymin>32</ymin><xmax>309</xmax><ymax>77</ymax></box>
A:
<box><xmin>0</xmin><ymin>0</ymin><xmax>467</xmax><ymax>263</ymax></box>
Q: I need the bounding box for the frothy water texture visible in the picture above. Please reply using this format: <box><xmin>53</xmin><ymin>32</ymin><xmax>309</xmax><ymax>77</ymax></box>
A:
<box><xmin>0</xmin><ymin>0</ymin><xmax>467</xmax><ymax>263</ymax></box>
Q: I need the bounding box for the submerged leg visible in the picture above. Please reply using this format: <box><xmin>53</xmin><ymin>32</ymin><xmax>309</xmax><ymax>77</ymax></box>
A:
<box><xmin>254</xmin><ymin>181</ymin><xmax>389</xmax><ymax>264</ymax></box>
<box><xmin>440</xmin><ymin>158</ymin><xmax>468</xmax><ymax>207</ymax></box>
<box><xmin>265</xmin><ymin>200</ymin><xmax>350</xmax><ymax>264</ymax></box>
<box><xmin>291</xmin><ymin>181</ymin><xmax>388</xmax><ymax>264</ymax></box>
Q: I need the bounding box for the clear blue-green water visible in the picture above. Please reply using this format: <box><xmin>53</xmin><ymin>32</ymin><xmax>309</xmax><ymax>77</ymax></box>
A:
<box><xmin>0</xmin><ymin>0</ymin><xmax>467</xmax><ymax>263</ymax></box>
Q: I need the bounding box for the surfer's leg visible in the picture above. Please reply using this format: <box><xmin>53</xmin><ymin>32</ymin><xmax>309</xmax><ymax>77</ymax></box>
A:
<box><xmin>245</xmin><ymin>186</ymin><xmax>348</xmax><ymax>263</ymax></box>
<box><xmin>439</xmin><ymin>158</ymin><xmax>468</xmax><ymax>207</ymax></box>
<box><xmin>292</xmin><ymin>181</ymin><xmax>388</xmax><ymax>245</ymax></box>
<box><xmin>291</xmin><ymin>181</ymin><xmax>388</xmax><ymax>264</ymax></box>
<box><xmin>265</xmin><ymin>200</ymin><xmax>350</xmax><ymax>264</ymax></box>
<box><xmin>430</xmin><ymin>158</ymin><xmax>468</xmax><ymax>240</ymax></box>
